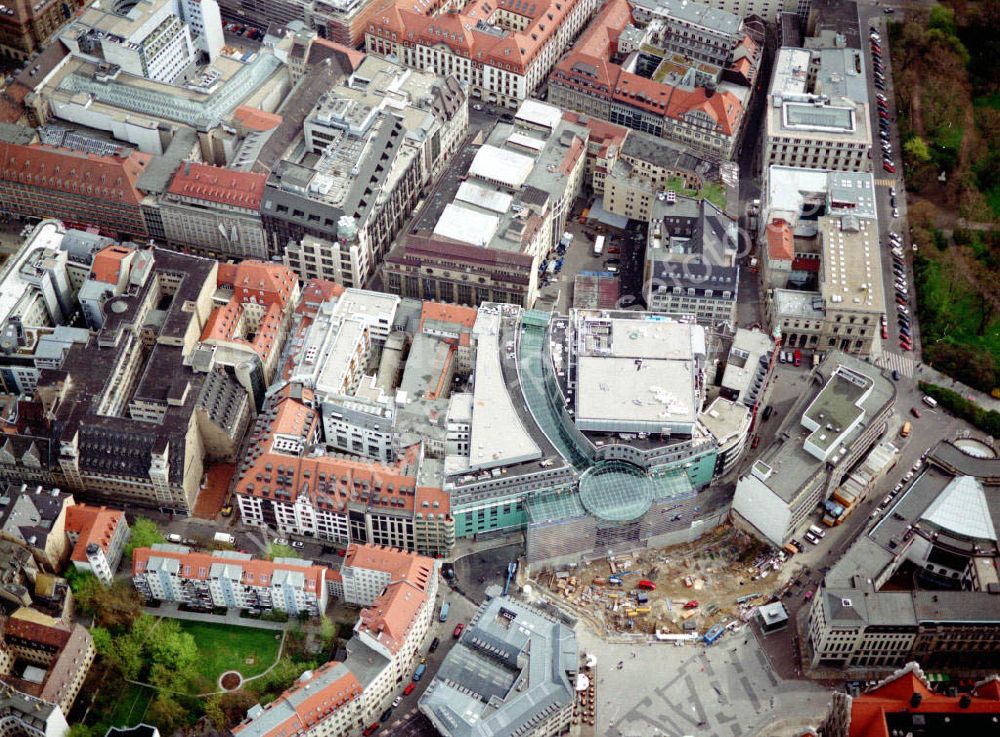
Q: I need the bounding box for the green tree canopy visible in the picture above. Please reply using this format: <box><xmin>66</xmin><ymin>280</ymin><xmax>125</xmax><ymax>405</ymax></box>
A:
<box><xmin>126</xmin><ymin>518</ymin><xmax>165</xmax><ymax>558</ymax></box>
<box><xmin>905</xmin><ymin>136</ymin><xmax>933</xmax><ymax>163</ymax></box>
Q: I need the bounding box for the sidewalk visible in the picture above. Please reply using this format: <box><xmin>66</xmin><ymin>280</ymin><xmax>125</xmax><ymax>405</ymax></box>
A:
<box><xmin>144</xmin><ymin>602</ymin><xmax>291</xmax><ymax>631</ymax></box>
<box><xmin>917</xmin><ymin>364</ymin><xmax>1000</xmax><ymax>413</ymax></box>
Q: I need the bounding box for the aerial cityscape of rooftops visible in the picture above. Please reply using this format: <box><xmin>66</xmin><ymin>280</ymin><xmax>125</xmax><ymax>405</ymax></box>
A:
<box><xmin>0</xmin><ymin>0</ymin><xmax>997</xmax><ymax>736</ymax></box>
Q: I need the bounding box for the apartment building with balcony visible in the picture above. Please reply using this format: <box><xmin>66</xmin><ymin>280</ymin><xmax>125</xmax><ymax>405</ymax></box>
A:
<box><xmin>233</xmin><ymin>548</ymin><xmax>437</xmax><ymax>737</ymax></box>
<box><xmin>132</xmin><ymin>544</ymin><xmax>329</xmax><ymax>616</ymax></box>
<box><xmin>365</xmin><ymin>0</ymin><xmax>601</xmax><ymax>110</ymax></box>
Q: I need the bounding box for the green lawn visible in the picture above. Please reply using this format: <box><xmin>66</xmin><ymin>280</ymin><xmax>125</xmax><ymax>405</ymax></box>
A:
<box><xmin>664</xmin><ymin>176</ymin><xmax>728</xmax><ymax>211</ymax></box>
<box><xmin>106</xmin><ymin>683</ymin><xmax>155</xmax><ymax>728</ymax></box>
<box><xmin>176</xmin><ymin>621</ymin><xmax>283</xmax><ymax>688</ymax></box>
<box><xmin>916</xmin><ymin>256</ymin><xmax>1000</xmax><ymax>358</ymax></box>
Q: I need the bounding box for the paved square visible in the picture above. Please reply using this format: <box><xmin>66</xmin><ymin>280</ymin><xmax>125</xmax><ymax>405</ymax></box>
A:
<box><xmin>578</xmin><ymin>627</ymin><xmax>829</xmax><ymax>737</ymax></box>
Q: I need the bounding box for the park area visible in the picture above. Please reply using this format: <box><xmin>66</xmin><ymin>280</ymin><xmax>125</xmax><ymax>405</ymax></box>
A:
<box><xmin>177</xmin><ymin>621</ymin><xmax>283</xmax><ymax>691</ymax></box>
<box><xmin>891</xmin><ymin>4</ymin><xmax>1000</xmax><ymax>394</ymax></box>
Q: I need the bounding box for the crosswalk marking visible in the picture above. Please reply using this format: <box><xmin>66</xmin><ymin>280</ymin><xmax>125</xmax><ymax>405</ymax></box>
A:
<box><xmin>874</xmin><ymin>178</ymin><xmax>896</xmax><ymax>187</ymax></box>
<box><xmin>876</xmin><ymin>351</ymin><xmax>915</xmax><ymax>378</ymax></box>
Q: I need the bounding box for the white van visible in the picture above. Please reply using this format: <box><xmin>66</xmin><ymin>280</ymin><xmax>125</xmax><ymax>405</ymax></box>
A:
<box><xmin>808</xmin><ymin>525</ymin><xmax>826</xmax><ymax>539</ymax></box>
<box><xmin>922</xmin><ymin>396</ymin><xmax>938</xmax><ymax>408</ymax></box>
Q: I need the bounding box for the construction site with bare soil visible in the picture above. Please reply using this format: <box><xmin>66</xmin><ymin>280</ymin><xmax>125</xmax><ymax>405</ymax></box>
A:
<box><xmin>530</xmin><ymin>525</ymin><xmax>803</xmax><ymax>637</ymax></box>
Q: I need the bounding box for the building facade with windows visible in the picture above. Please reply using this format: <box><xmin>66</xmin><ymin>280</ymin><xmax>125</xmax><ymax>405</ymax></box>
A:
<box><xmin>153</xmin><ymin>163</ymin><xmax>269</xmax><ymax>260</ymax></box>
<box><xmin>642</xmin><ymin>195</ymin><xmax>739</xmax><ymax>327</ymax></box>
<box><xmin>806</xmin><ymin>442</ymin><xmax>1000</xmax><ymax>672</ymax></box>
<box><xmin>382</xmin><ymin>100</ymin><xmax>587</xmax><ymax>308</ymax></box>
<box><xmin>764</xmin><ymin>47</ymin><xmax>872</xmax><ymax>172</ymax></box>
<box><xmin>281</xmin><ymin>57</ymin><xmax>467</xmax><ymax>289</ymax></box>
<box><xmin>132</xmin><ymin>545</ymin><xmax>329</xmax><ymax>616</ymax></box>
<box><xmin>548</xmin><ymin>0</ymin><xmax>760</xmax><ymax>160</ymax></box>
<box><xmin>232</xmin><ymin>546</ymin><xmax>438</xmax><ymax>737</ymax></box>
<box><xmin>64</xmin><ymin>505</ymin><xmax>130</xmax><ymax>585</ymax></box>
<box><xmin>365</xmin><ymin>0</ymin><xmax>601</xmax><ymax>110</ymax></box>
<box><xmin>0</xmin><ymin>144</ymin><xmax>151</xmax><ymax>239</ymax></box>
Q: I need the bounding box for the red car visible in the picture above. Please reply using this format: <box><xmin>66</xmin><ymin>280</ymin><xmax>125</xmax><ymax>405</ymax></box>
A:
<box><xmin>884</xmin><ymin>162</ymin><xmax>896</xmax><ymax>173</ymax></box>
<box><xmin>911</xmin><ymin>407</ymin><xmax>921</xmax><ymax>418</ymax></box>
<box><xmin>403</xmin><ymin>683</ymin><xmax>415</xmax><ymax>696</ymax></box>
<box><xmin>793</xmin><ymin>349</ymin><xmax>801</xmax><ymax>366</ymax></box>
<box><xmin>684</xmin><ymin>600</ymin><xmax>699</xmax><ymax>609</ymax></box>
<box><xmin>881</xmin><ymin>325</ymin><xmax>889</xmax><ymax>339</ymax></box>
<box><xmin>637</xmin><ymin>579</ymin><xmax>656</xmax><ymax>590</ymax></box>
<box><xmin>362</xmin><ymin>724</ymin><xmax>380</xmax><ymax>737</ymax></box>
<box><xmin>751</xmin><ymin>435</ymin><xmax>761</xmax><ymax>449</ymax></box>
<box><xmin>608</xmin><ymin>246</ymin><xmax>621</xmax><ymax>254</ymax></box>
<box><xmin>453</xmin><ymin>623</ymin><xmax>464</xmax><ymax>638</ymax></box>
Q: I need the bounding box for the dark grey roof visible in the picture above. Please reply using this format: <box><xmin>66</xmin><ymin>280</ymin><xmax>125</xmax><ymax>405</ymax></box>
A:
<box><xmin>621</xmin><ymin>130</ymin><xmax>718</xmax><ymax>180</ymax></box>
<box><xmin>0</xmin><ymin>124</ymin><xmax>37</xmax><ymax>146</ymax></box>
<box><xmin>0</xmin><ymin>484</ymin><xmax>71</xmax><ymax>550</ymax></box>
<box><xmin>251</xmin><ymin>59</ymin><xmax>352</xmax><ymax>176</ymax></box>
<box><xmin>419</xmin><ymin>596</ymin><xmax>577</xmax><ymax>737</ymax></box>
<box><xmin>136</xmin><ymin>127</ymin><xmax>199</xmax><ymax>195</ymax></box>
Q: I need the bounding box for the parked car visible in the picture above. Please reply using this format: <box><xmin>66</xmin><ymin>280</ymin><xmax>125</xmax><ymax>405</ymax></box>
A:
<box><xmin>883</xmin><ymin>162</ymin><xmax>896</xmax><ymax>173</ymax></box>
<box><xmin>291</xmin><ymin>541</ymin><xmax>305</xmax><ymax>549</ymax></box>
<box><xmin>273</xmin><ymin>538</ymin><xmax>289</xmax><ymax>546</ymax></box>
<box><xmin>393</xmin><ymin>696</ymin><xmax>403</xmax><ymax>708</ymax></box>
<box><xmin>453</xmin><ymin>623</ymin><xmax>465</xmax><ymax>638</ymax></box>
<box><xmin>380</xmin><ymin>709</ymin><xmax>393</xmax><ymax>723</ymax></box>
<box><xmin>403</xmin><ymin>683</ymin><xmax>415</xmax><ymax>696</ymax></box>
<box><xmin>881</xmin><ymin>325</ymin><xmax>889</xmax><ymax>339</ymax></box>
<box><xmin>429</xmin><ymin>637</ymin><xmax>440</xmax><ymax>652</ymax></box>
<box><xmin>892</xmin><ymin>369</ymin><xmax>900</xmax><ymax>381</ymax></box>
<box><xmin>911</xmin><ymin>407</ymin><xmax>921</xmax><ymax>418</ymax></box>
<box><xmin>362</xmin><ymin>724</ymin><xmax>379</xmax><ymax>737</ymax></box>
<box><xmin>751</xmin><ymin>435</ymin><xmax>761</xmax><ymax>449</ymax></box>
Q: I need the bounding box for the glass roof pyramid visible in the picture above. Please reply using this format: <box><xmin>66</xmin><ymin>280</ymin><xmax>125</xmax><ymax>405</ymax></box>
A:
<box><xmin>921</xmin><ymin>475</ymin><xmax>996</xmax><ymax>542</ymax></box>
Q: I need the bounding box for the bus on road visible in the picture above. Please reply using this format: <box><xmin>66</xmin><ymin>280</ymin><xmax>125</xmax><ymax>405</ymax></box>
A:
<box><xmin>703</xmin><ymin>624</ymin><xmax>725</xmax><ymax>646</ymax></box>
<box><xmin>593</xmin><ymin>235</ymin><xmax>605</xmax><ymax>257</ymax></box>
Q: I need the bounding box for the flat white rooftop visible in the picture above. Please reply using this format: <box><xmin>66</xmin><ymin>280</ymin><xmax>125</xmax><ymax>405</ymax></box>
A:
<box><xmin>575</xmin><ymin>355</ymin><xmax>697</xmax><ymax>429</ymax></box>
<box><xmin>455</xmin><ymin>180</ymin><xmax>513</xmax><ymax>214</ymax></box>
<box><xmin>468</xmin><ymin>309</ymin><xmax>540</xmax><ymax>470</ymax></box>
<box><xmin>433</xmin><ymin>203</ymin><xmax>499</xmax><ymax>247</ymax></box>
<box><xmin>0</xmin><ymin>221</ymin><xmax>63</xmax><ymax>326</ymax></box>
<box><xmin>514</xmin><ymin>99</ymin><xmax>563</xmax><ymax>131</ymax></box>
<box><xmin>469</xmin><ymin>145</ymin><xmax>534</xmax><ymax>189</ymax></box>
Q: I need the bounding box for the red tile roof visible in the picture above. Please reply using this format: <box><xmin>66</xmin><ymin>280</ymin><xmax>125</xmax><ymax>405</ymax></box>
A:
<box><xmin>64</xmin><ymin>504</ymin><xmax>125</xmax><ymax>563</ymax></box>
<box><xmin>369</xmin><ymin>0</ymin><xmax>587</xmax><ymax>75</ymax></box>
<box><xmin>0</xmin><ymin>143</ymin><xmax>151</xmax><ymax>204</ymax></box>
<box><xmin>201</xmin><ymin>261</ymin><xmax>298</xmax><ymax>363</ymax></box>
<box><xmin>90</xmin><ymin>245</ymin><xmax>133</xmax><ymax>285</ymax></box>
<box><xmin>549</xmin><ymin>0</ymin><xmax>744</xmax><ymax>136</ymax></box>
<box><xmin>766</xmin><ymin>219</ymin><xmax>794</xmax><ymax>261</ymax></box>
<box><xmin>844</xmin><ymin>666</ymin><xmax>1000</xmax><ymax>737</ymax></box>
<box><xmin>235</xmin><ymin>393</ymin><xmax>450</xmax><ymax>517</ymax></box>
<box><xmin>131</xmin><ymin>547</ymin><xmax>327</xmax><ymax>593</ymax></box>
<box><xmin>2</xmin><ymin>616</ymin><xmax>71</xmax><ymax>651</ymax></box>
<box><xmin>167</xmin><ymin>163</ymin><xmax>266</xmax><ymax>210</ymax></box>
<box><xmin>419</xmin><ymin>302</ymin><xmax>478</xmax><ymax>331</ymax></box>
<box><xmin>232</xmin><ymin>661</ymin><xmax>363</xmax><ymax>737</ymax></box>
<box><xmin>232</xmin><ymin>106</ymin><xmax>283</xmax><ymax>132</ymax></box>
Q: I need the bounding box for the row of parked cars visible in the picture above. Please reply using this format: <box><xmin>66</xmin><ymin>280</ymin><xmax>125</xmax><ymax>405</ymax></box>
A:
<box><xmin>886</xmin><ymin>230</ymin><xmax>914</xmax><ymax>351</ymax></box>
<box><xmin>870</xmin><ymin>29</ymin><xmax>898</xmax><ymax>175</ymax></box>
